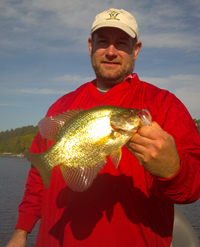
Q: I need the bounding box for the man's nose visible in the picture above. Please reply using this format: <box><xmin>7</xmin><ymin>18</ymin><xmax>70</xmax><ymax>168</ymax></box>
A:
<box><xmin>105</xmin><ymin>44</ymin><xmax>117</xmax><ymax>58</ymax></box>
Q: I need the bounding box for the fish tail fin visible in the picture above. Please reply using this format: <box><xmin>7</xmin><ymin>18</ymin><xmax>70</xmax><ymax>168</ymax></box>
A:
<box><xmin>23</xmin><ymin>152</ymin><xmax>52</xmax><ymax>189</ymax></box>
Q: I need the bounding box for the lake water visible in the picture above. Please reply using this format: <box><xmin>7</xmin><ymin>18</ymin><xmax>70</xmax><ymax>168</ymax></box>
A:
<box><xmin>0</xmin><ymin>157</ymin><xmax>40</xmax><ymax>246</ymax></box>
<box><xmin>0</xmin><ymin>157</ymin><xmax>200</xmax><ymax>246</ymax></box>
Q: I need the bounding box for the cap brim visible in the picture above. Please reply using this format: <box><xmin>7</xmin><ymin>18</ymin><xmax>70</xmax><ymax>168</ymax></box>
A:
<box><xmin>91</xmin><ymin>21</ymin><xmax>137</xmax><ymax>39</ymax></box>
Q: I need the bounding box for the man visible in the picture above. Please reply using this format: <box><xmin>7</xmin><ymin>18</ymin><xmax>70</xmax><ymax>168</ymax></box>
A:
<box><xmin>7</xmin><ymin>8</ymin><xmax>200</xmax><ymax>247</ymax></box>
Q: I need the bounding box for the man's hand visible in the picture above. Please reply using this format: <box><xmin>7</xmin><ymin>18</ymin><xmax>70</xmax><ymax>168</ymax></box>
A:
<box><xmin>6</xmin><ymin>229</ymin><xmax>27</xmax><ymax>247</ymax></box>
<box><xmin>126</xmin><ymin>122</ymin><xmax>180</xmax><ymax>178</ymax></box>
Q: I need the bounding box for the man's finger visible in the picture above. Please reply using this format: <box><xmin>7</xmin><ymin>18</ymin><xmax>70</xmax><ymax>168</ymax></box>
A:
<box><xmin>137</xmin><ymin>122</ymin><xmax>163</xmax><ymax>140</ymax></box>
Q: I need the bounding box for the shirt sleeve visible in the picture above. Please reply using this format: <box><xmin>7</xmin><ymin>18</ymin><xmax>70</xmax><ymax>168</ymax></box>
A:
<box><xmin>15</xmin><ymin>132</ymin><xmax>47</xmax><ymax>233</ymax></box>
<box><xmin>150</xmin><ymin>93</ymin><xmax>200</xmax><ymax>203</ymax></box>
<box><xmin>15</xmin><ymin>93</ymin><xmax>70</xmax><ymax>232</ymax></box>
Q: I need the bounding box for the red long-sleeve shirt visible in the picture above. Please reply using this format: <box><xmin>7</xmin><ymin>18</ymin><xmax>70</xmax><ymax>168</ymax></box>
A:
<box><xmin>16</xmin><ymin>74</ymin><xmax>200</xmax><ymax>246</ymax></box>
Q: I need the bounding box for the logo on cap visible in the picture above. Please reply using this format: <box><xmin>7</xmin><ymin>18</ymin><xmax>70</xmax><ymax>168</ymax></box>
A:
<box><xmin>106</xmin><ymin>10</ymin><xmax>120</xmax><ymax>21</ymax></box>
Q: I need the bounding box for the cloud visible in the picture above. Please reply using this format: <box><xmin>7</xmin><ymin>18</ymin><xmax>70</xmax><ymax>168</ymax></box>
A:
<box><xmin>175</xmin><ymin>87</ymin><xmax>200</xmax><ymax>113</ymax></box>
<box><xmin>141</xmin><ymin>33</ymin><xmax>200</xmax><ymax>51</ymax></box>
<box><xmin>140</xmin><ymin>74</ymin><xmax>200</xmax><ymax>118</ymax></box>
<box><xmin>1</xmin><ymin>0</ymin><xmax>200</xmax><ymax>55</ymax></box>
<box><xmin>15</xmin><ymin>88</ymin><xmax>69</xmax><ymax>95</ymax></box>
<box><xmin>0</xmin><ymin>74</ymin><xmax>94</xmax><ymax>96</ymax></box>
<box><xmin>0</xmin><ymin>0</ymin><xmax>90</xmax><ymax>54</ymax></box>
<box><xmin>135</xmin><ymin>1</ymin><xmax>200</xmax><ymax>32</ymax></box>
<box><xmin>52</xmin><ymin>74</ymin><xmax>94</xmax><ymax>84</ymax></box>
<box><xmin>0</xmin><ymin>103</ymin><xmax>24</xmax><ymax>107</ymax></box>
<box><xmin>133</xmin><ymin>2</ymin><xmax>200</xmax><ymax>51</ymax></box>
<box><xmin>140</xmin><ymin>74</ymin><xmax>200</xmax><ymax>91</ymax></box>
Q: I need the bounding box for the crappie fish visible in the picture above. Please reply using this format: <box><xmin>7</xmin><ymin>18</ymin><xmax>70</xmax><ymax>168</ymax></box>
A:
<box><xmin>23</xmin><ymin>105</ymin><xmax>151</xmax><ymax>192</ymax></box>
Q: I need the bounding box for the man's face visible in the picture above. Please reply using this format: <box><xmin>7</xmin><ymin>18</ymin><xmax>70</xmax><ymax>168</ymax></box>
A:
<box><xmin>88</xmin><ymin>27</ymin><xmax>141</xmax><ymax>88</ymax></box>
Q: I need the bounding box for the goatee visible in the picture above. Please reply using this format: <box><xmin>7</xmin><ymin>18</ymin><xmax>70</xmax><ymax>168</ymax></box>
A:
<box><xmin>91</xmin><ymin>55</ymin><xmax>135</xmax><ymax>88</ymax></box>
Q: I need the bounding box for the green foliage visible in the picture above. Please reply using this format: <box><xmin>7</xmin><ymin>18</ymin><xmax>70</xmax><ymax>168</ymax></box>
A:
<box><xmin>0</xmin><ymin>126</ymin><xmax>38</xmax><ymax>154</ymax></box>
<box><xmin>193</xmin><ymin>119</ymin><xmax>200</xmax><ymax>136</ymax></box>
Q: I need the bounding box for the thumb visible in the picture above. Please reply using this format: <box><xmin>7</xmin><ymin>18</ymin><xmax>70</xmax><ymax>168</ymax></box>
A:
<box><xmin>151</xmin><ymin>121</ymin><xmax>162</xmax><ymax>130</ymax></box>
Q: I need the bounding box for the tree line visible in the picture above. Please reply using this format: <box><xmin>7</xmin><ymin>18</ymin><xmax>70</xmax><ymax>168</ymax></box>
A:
<box><xmin>0</xmin><ymin>125</ymin><xmax>38</xmax><ymax>154</ymax></box>
<box><xmin>194</xmin><ymin>119</ymin><xmax>200</xmax><ymax>136</ymax></box>
<box><xmin>0</xmin><ymin>120</ymin><xmax>199</xmax><ymax>154</ymax></box>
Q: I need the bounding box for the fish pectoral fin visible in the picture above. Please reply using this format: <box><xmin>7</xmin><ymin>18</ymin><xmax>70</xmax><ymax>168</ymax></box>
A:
<box><xmin>109</xmin><ymin>148</ymin><xmax>122</xmax><ymax>168</ymax></box>
<box><xmin>38</xmin><ymin>109</ymin><xmax>84</xmax><ymax>140</ymax></box>
<box><xmin>60</xmin><ymin>161</ymin><xmax>106</xmax><ymax>192</ymax></box>
<box><xmin>23</xmin><ymin>152</ymin><xmax>52</xmax><ymax>190</ymax></box>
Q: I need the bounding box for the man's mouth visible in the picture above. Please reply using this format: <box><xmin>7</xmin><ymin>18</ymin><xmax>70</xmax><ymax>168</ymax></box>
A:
<box><xmin>102</xmin><ymin>61</ymin><xmax>121</xmax><ymax>67</ymax></box>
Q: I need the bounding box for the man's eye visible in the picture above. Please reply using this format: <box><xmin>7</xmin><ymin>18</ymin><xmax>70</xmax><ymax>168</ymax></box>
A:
<box><xmin>118</xmin><ymin>41</ymin><xmax>126</xmax><ymax>45</ymax></box>
<box><xmin>99</xmin><ymin>39</ymin><xmax>107</xmax><ymax>43</ymax></box>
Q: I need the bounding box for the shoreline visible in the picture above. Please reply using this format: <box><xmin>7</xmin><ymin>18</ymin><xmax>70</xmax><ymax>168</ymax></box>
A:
<box><xmin>0</xmin><ymin>153</ymin><xmax>25</xmax><ymax>158</ymax></box>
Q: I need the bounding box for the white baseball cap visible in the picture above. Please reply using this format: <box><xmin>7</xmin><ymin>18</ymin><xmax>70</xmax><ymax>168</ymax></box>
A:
<box><xmin>91</xmin><ymin>8</ymin><xmax>139</xmax><ymax>39</ymax></box>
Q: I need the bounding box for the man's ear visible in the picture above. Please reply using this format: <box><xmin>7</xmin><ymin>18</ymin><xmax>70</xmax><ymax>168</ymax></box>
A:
<box><xmin>134</xmin><ymin>41</ymin><xmax>142</xmax><ymax>60</ymax></box>
<box><xmin>88</xmin><ymin>37</ymin><xmax>93</xmax><ymax>57</ymax></box>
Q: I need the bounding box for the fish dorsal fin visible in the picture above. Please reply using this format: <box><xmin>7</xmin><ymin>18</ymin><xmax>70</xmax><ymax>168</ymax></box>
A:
<box><xmin>109</xmin><ymin>148</ymin><xmax>122</xmax><ymax>168</ymax></box>
<box><xmin>60</xmin><ymin>160</ymin><xmax>106</xmax><ymax>192</ymax></box>
<box><xmin>38</xmin><ymin>109</ymin><xmax>84</xmax><ymax>140</ymax></box>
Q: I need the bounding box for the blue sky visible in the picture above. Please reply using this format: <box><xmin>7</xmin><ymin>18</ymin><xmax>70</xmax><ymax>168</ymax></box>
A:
<box><xmin>0</xmin><ymin>0</ymin><xmax>200</xmax><ymax>132</ymax></box>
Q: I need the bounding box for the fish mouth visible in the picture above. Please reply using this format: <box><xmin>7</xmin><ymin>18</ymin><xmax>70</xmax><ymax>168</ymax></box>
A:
<box><xmin>130</xmin><ymin>109</ymin><xmax>152</xmax><ymax>126</ymax></box>
<box><xmin>124</xmin><ymin>109</ymin><xmax>152</xmax><ymax>127</ymax></box>
<box><xmin>111</xmin><ymin>109</ymin><xmax>152</xmax><ymax>133</ymax></box>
